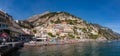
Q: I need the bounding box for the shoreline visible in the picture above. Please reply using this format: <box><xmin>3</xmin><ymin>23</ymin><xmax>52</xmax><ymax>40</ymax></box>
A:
<box><xmin>24</xmin><ymin>39</ymin><xmax>119</xmax><ymax>47</ymax></box>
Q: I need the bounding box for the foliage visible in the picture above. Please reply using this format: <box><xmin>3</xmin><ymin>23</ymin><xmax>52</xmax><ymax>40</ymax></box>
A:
<box><xmin>76</xmin><ymin>37</ymin><xmax>80</xmax><ymax>39</ymax></box>
<box><xmin>68</xmin><ymin>34</ymin><xmax>75</xmax><ymax>39</ymax></box>
<box><xmin>66</xmin><ymin>19</ymin><xmax>77</xmax><ymax>25</ymax></box>
<box><xmin>61</xmin><ymin>36</ymin><xmax>66</xmax><ymax>39</ymax></box>
<box><xmin>51</xmin><ymin>19</ymin><xmax>78</xmax><ymax>25</ymax></box>
<box><xmin>48</xmin><ymin>32</ymin><xmax>56</xmax><ymax>37</ymax></box>
<box><xmin>89</xmin><ymin>34</ymin><xmax>99</xmax><ymax>39</ymax></box>
<box><xmin>33</xmin><ymin>29</ymin><xmax>37</xmax><ymax>33</ymax></box>
<box><xmin>88</xmin><ymin>27</ymin><xmax>93</xmax><ymax>32</ymax></box>
<box><xmin>54</xmin><ymin>19</ymin><xmax>61</xmax><ymax>24</ymax></box>
<box><xmin>82</xmin><ymin>28</ymin><xmax>87</xmax><ymax>33</ymax></box>
<box><xmin>56</xmin><ymin>33</ymin><xmax>59</xmax><ymax>36</ymax></box>
<box><xmin>50</xmin><ymin>20</ymin><xmax>54</xmax><ymax>23</ymax></box>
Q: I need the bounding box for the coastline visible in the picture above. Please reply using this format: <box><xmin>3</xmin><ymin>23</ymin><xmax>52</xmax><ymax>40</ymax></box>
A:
<box><xmin>24</xmin><ymin>39</ymin><xmax>113</xmax><ymax>47</ymax></box>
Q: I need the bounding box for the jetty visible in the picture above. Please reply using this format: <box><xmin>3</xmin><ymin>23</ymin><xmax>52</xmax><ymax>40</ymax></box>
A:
<box><xmin>0</xmin><ymin>42</ymin><xmax>24</xmax><ymax>56</ymax></box>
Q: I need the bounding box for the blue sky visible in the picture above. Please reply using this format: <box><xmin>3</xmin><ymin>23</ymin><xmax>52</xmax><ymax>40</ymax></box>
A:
<box><xmin>0</xmin><ymin>0</ymin><xmax>120</xmax><ymax>33</ymax></box>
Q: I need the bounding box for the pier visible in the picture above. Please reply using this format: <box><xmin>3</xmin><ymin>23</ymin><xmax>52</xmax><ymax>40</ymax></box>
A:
<box><xmin>0</xmin><ymin>42</ymin><xmax>24</xmax><ymax>56</ymax></box>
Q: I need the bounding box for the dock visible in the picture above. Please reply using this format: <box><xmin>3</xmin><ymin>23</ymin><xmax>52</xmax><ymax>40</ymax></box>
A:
<box><xmin>0</xmin><ymin>42</ymin><xmax>24</xmax><ymax>56</ymax></box>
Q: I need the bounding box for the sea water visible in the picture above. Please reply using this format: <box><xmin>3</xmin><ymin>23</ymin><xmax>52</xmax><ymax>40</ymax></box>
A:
<box><xmin>11</xmin><ymin>40</ymin><xmax>120</xmax><ymax>56</ymax></box>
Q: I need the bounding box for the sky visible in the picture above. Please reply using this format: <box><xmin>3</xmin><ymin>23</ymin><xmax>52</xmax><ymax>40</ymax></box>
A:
<box><xmin>0</xmin><ymin>0</ymin><xmax>120</xmax><ymax>33</ymax></box>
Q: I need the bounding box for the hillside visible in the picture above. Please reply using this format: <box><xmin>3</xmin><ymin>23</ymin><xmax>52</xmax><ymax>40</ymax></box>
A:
<box><xmin>16</xmin><ymin>11</ymin><xmax>120</xmax><ymax>40</ymax></box>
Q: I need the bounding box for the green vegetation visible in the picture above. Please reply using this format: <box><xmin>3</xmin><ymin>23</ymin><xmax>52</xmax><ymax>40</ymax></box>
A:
<box><xmin>98</xmin><ymin>29</ymin><xmax>117</xmax><ymax>40</ymax></box>
<box><xmin>56</xmin><ymin>33</ymin><xmax>59</xmax><ymax>36</ymax></box>
<box><xmin>51</xmin><ymin>19</ymin><xmax>62</xmax><ymax>24</ymax></box>
<box><xmin>50</xmin><ymin>20</ymin><xmax>54</xmax><ymax>23</ymax></box>
<box><xmin>65</xmin><ymin>19</ymin><xmax>78</xmax><ymax>25</ymax></box>
<box><xmin>33</xmin><ymin>29</ymin><xmax>37</xmax><ymax>33</ymax></box>
<box><xmin>88</xmin><ymin>27</ymin><xmax>93</xmax><ymax>32</ymax></box>
<box><xmin>73</xmin><ymin>26</ymin><xmax>78</xmax><ymax>35</ymax></box>
<box><xmin>89</xmin><ymin>34</ymin><xmax>99</xmax><ymax>39</ymax></box>
<box><xmin>54</xmin><ymin>19</ymin><xmax>61</xmax><ymax>24</ymax></box>
<box><xmin>51</xmin><ymin>19</ymin><xmax>78</xmax><ymax>25</ymax></box>
<box><xmin>48</xmin><ymin>32</ymin><xmax>56</xmax><ymax>37</ymax></box>
<box><xmin>76</xmin><ymin>37</ymin><xmax>80</xmax><ymax>39</ymax></box>
<box><xmin>68</xmin><ymin>34</ymin><xmax>75</xmax><ymax>39</ymax></box>
<box><xmin>61</xmin><ymin>36</ymin><xmax>66</xmax><ymax>39</ymax></box>
<box><xmin>82</xmin><ymin>28</ymin><xmax>87</xmax><ymax>33</ymax></box>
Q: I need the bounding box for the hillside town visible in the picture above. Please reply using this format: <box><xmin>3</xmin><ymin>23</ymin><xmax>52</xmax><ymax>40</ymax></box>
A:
<box><xmin>1</xmin><ymin>0</ymin><xmax>120</xmax><ymax>56</ymax></box>
<box><xmin>28</xmin><ymin>12</ymin><xmax>119</xmax><ymax>41</ymax></box>
<box><xmin>0</xmin><ymin>10</ymin><xmax>120</xmax><ymax>44</ymax></box>
<box><xmin>0</xmin><ymin>9</ymin><xmax>120</xmax><ymax>56</ymax></box>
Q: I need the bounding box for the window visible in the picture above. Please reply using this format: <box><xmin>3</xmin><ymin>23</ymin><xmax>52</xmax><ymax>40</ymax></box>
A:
<box><xmin>0</xmin><ymin>24</ymin><xmax>1</xmax><ymax>27</ymax></box>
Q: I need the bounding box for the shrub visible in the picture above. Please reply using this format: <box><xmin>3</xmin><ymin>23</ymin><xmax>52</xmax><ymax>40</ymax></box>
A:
<box><xmin>48</xmin><ymin>32</ymin><xmax>56</xmax><ymax>37</ymax></box>
<box><xmin>68</xmin><ymin>34</ymin><xmax>75</xmax><ymax>39</ymax></box>
<box><xmin>89</xmin><ymin>34</ymin><xmax>99</xmax><ymax>39</ymax></box>
<box><xmin>33</xmin><ymin>29</ymin><xmax>37</xmax><ymax>33</ymax></box>
<box><xmin>76</xmin><ymin>37</ymin><xmax>80</xmax><ymax>39</ymax></box>
<box><xmin>82</xmin><ymin>28</ymin><xmax>87</xmax><ymax>33</ymax></box>
<box><xmin>61</xmin><ymin>36</ymin><xmax>65</xmax><ymax>39</ymax></box>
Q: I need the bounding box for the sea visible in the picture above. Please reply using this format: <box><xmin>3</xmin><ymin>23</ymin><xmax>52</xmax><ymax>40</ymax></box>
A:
<box><xmin>11</xmin><ymin>40</ymin><xmax>120</xmax><ymax>56</ymax></box>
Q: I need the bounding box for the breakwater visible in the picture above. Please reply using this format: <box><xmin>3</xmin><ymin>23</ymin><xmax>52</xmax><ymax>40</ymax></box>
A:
<box><xmin>0</xmin><ymin>42</ymin><xmax>24</xmax><ymax>56</ymax></box>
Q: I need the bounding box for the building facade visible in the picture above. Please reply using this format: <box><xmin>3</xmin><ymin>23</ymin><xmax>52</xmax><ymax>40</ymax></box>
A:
<box><xmin>0</xmin><ymin>10</ymin><xmax>24</xmax><ymax>38</ymax></box>
<box><xmin>0</xmin><ymin>10</ymin><xmax>11</xmax><ymax>37</ymax></box>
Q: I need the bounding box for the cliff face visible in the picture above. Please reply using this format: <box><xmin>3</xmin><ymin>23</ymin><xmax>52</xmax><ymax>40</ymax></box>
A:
<box><xmin>16</xmin><ymin>12</ymin><xmax>120</xmax><ymax>40</ymax></box>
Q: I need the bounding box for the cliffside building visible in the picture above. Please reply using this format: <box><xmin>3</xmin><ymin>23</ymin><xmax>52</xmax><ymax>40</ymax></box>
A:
<box><xmin>0</xmin><ymin>10</ymin><xmax>24</xmax><ymax>38</ymax></box>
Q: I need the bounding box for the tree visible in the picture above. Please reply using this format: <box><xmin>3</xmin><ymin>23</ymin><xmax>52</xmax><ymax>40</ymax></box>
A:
<box><xmin>76</xmin><ymin>37</ymin><xmax>80</xmax><ymax>39</ymax></box>
<box><xmin>48</xmin><ymin>32</ymin><xmax>56</xmax><ymax>37</ymax></box>
<box><xmin>33</xmin><ymin>29</ymin><xmax>37</xmax><ymax>33</ymax></box>
<box><xmin>61</xmin><ymin>36</ymin><xmax>65</xmax><ymax>39</ymax></box>
<box><xmin>82</xmin><ymin>28</ymin><xmax>87</xmax><ymax>33</ymax></box>
<box><xmin>68</xmin><ymin>34</ymin><xmax>75</xmax><ymax>39</ymax></box>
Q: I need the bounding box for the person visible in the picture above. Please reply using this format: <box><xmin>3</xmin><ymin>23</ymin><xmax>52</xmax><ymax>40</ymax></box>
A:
<box><xmin>2</xmin><ymin>38</ymin><xmax>6</xmax><ymax>45</ymax></box>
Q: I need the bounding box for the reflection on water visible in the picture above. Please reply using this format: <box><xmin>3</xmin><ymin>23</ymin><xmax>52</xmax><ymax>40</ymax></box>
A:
<box><xmin>12</xmin><ymin>40</ymin><xmax>120</xmax><ymax>56</ymax></box>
